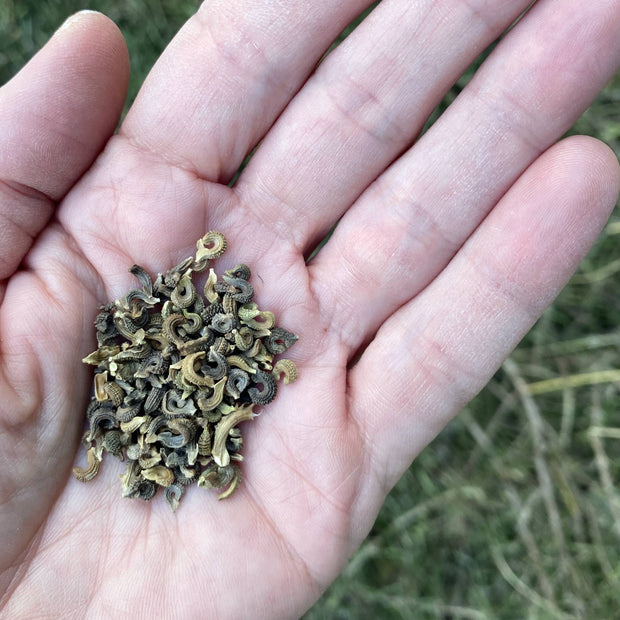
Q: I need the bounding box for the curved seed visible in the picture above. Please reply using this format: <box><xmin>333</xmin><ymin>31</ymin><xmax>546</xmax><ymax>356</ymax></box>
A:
<box><xmin>196</xmin><ymin>376</ymin><xmax>227</xmax><ymax>412</ymax></box>
<box><xmin>223</xmin><ymin>264</ymin><xmax>251</xmax><ymax>281</ymax></box>
<box><xmin>110</xmin><ymin>341</ymin><xmax>152</xmax><ymax>363</ymax></box>
<box><xmin>221</xmin><ymin>275</ymin><xmax>254</xmax><ymax>304</ymax></box>
<box><xmin>212</xmin><ymin>404</ymin><xmax>254</xmax><ymax>467</ymax></box>
<box><xmin>85</xmin><ymin>398</ymin><xmax>99</xmax><ymax>422</ymax></box>
<box><xmin>134</xmin><ymin>351</ymin><xmax>167</xmax><ymax>379</ymax></box>
<box><xmin>157</xmin><ymin>418</ymin><xmax>197</xmax><ymax>449</ymax></box>
<box><xmin>210</xmin><ymin>312</ymin><xmax>234</xmax><ymax>334</ymax></box>
<box><xmin>181</xmin><ymin>311</ymin><xmax>202</xmax><ymax>334</ymax></box>
<box><xmin>115</xmin><ymin>401</ymin><xmax>142</xmax><ymax>423</ymax></box>
<box><xmin>197</xmin><ymin>462</ymin><xmax>237</xmax><ymax>489</ymax></box>
<box><xmin>117</xmin><ymin>288</ymin><xmax>159</xmax><ymax>315</ymax></box>
<box><xmin>145</xmin><ymin>415</ymin><xmax>169</xmax><ymax>442</ymax></box>
<box><xmin>162</xmin><ymin>313</ymin><xmax>188</xmax><ymax>348</ymax></box>
<box><xmin>225</xmin><ymin>368</ymin><xmax>250</xmax><ymax>400</ymax></box>
<box><xmin>217</xmin><ymin>464</ymin><xmax>241</xmax><ymax>500</ymax></box>
<box><xmin>162</xmin><ymin>389</ymin><xmax>197</xmax><ymax>417</ymax></box>
<box><xmin>248</xmin><ymin>370</ymin><xmax>278</xmax><ymax>405</ymax></box>
<box><xmin>203</xmin><ymin>348</ymin><xmax>229</xmax><ymax>380</ymax></box>
<box><xmin>142</xmin><ymin>465</ymin><xmax>175</xmax><ymax>487</ymax></box>
<box><xmin>103</xmin><ymin>381</ymin><xmax>126</xmax><ymax>407</ymax></box>
<box><xmin>196</xmin><ymin>231</ymin><xmax>227</xmax><ymax>260</ymax></box>
<box><xmin>227</xmin><ymin>355</ymin><xmax>257</xmax><ymax>374</ymax></box>
<box><xmin>120</xmin><ymin>415</ymin><xmax>150</xmax><ymax>434</ymax></box>
<box><xmin>233</xmin><ymin>327</ymin><xmax>253</xmax><ymax>352</ymax></box>
<box><xmin>265</xmin><ymin>327</ymin><xmax>299</xmax><ymax>354</ymax></box>
<box><xmin>242</xmin><ymin>310</ymin><xmax>275</xmax><ymax>331</ymax></box>
<box><xmin>272</xmin><ymin>359</ymin><xmax>298</xmax><ymax>384</ymax></box>
<box><xmin>129</xmin><ymin>264</ymin><xmax>154</xmax><ymax>294</ymax></box>
<box><xmin>136</xmin><ymin>480</ymin><xmax>157</xmax><ymax>501</ymax></box>
<box><xmin>171</xmin><ymin>275</ymin><xmax>196</xmax><ymax>309</ymax></box>
<box><xmin>178</xmin><ymin>332</ymin><xmax>214</xmax><ymax>355</ymax></box>
<box><xmin>238</xmin><ymin>302</ymin><xmax>259</xmax><ymax>322</ymax></box>
<box><xmin>181</xmin><ymin>352</ymin><xmax>215</xmax><ymax>388</ymax></box>
<box><xmin>164</xmin><ymin>483</ymin><xmax>185</xmax><ymax>512</ymax></box>
<box><xmin>73</xmin><ymin>447</ymin><xmax>101</xmax><ymax>482</ymax></box>
<box><xmin>89</xmin><ymin>406</ymin><xmax>118</xmax><ymax>437</ymax></box>
<box><xmin>114</xmin><ymin>314</ymin><xmax>144</xmax><ymax>341</ymax></box>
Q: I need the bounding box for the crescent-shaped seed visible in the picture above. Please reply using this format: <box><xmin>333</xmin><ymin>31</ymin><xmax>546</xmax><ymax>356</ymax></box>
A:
<box><xmin>72</xmin><ymin>447</ymin><xmax>101</xmax><ymax>482</ymax></box>
<box><xmin>141</xmin><ymin>465</ymin><xmax>175</xmax><ymax>487</ymax></box>
<box><xmin>196</xmin><ymin>376</ymin><xmax>227</xmax><ymax>412</ymax></box>
<box><xmin>196</xmin><ymin>231</ymin><xmax>227</xmax><ymax>260</ymax></box>
<box><xmin>272</xmin><ymin>359</ymin><xmax>298</xmax><ymax>384</ymax></box>
<box><xmin>212</xmin><ymin>404</ymin><xmax>255</xmax><ymax>467</ymax></box>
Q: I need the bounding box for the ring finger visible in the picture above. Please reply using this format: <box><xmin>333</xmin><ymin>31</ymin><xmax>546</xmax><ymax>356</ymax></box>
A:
<box><xmin>309</xmin><ymin>0</ymin><xmax>620</xmax><ymax>352</ymax></box>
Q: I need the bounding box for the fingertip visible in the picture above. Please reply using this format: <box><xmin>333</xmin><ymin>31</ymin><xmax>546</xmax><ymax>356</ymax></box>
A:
<box><xmin>54</xmin><ymin>10</ymin><xmax>110</xmax><ymax>35</ymax></box>
<box><xmin>52</xmin><ymin>10</ymin><xmax>130</xmax><ymax>98</ymax></box>
<box><xmin>554</xmin><ymin>135</ymin><xmax>620</xmax><ymax>217</ymax></box>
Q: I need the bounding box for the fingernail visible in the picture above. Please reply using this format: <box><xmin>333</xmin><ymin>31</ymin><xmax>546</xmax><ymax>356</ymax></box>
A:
<box><xmin>54</xmin><ymin>10</ymin><xmax>102</xmax><ymax>36</ymax></box>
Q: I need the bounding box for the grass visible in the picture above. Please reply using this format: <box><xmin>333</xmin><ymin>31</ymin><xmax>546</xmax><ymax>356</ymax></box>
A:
<box><xmin>0</xmin><ymin>0</ymin><xmax>200</xmax><ymax>108</ymax></box>
<box><xmin>2</xmin><ymin>2</ymin><xmax>620</xmax><ymax>618</ymax></box>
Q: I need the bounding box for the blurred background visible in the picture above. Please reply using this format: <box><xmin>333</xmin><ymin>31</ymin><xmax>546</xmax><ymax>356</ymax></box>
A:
<box><xmin>1</xmin><ymin>1</ymin><xmax>619</xmax><ymax>617</ymax></box>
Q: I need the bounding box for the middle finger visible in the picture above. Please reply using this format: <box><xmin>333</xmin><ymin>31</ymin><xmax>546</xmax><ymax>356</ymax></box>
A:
<box><xmin>236</xmin><ymin>0</ymin><xmax>534</xmax><ymax>248</ymax></box>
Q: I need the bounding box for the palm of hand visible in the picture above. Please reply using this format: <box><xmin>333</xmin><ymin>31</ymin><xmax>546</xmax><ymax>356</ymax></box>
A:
<box><xmin>3</xmin><ymin>137</ymin><xmax>356</xmax><ymax>616</ymax></box>
<box><xmin>1</xmin><ymin>3</ymin><xmax>619</xmax><ymax>618</ymax></box>
<box><xmin>1</xmin><ymin>77</ymin><xmax>364</xmax><ymax>620</ymax></box>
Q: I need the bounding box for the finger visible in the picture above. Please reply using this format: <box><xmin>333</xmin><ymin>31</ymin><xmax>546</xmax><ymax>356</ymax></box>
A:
<box><xmin>0</xmin><ymin>11</ymin><xmax>129</xmax><ymax>282</ymax></box>
<box><xmin>236</xmin><ymin>0</ymin><xmax>533</xmax><ymax>249</ymax></box>
<box><xmin>118</xmin><ymin>0</ymin><xmax>372</xmax><ymax>183</ymax></box>
<box><xmin>348</xmin><ymin>136</ymin><xmax>620</xmax><ymax>529</ymax></box>
<box><xmin>309</xmin><ymin>0</ymin><xmax>620</xmax><ymax>352</ymax></box>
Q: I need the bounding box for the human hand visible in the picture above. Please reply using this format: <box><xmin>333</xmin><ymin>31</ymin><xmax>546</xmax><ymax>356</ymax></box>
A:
<box><xmin>1</xmin><ymin>2</ymin><xmax>619</xmax><ymax>617</ymax></box>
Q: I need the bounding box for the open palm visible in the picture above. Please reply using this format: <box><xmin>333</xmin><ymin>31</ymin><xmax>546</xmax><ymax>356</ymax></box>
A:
<box><xmin>1</xmin><ymin>2</ymin><xmax>619</xmax><ymax>617</ymax></box>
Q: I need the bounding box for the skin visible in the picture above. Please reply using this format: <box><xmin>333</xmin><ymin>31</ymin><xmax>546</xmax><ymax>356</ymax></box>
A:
<box><xmin>0</xmin><ymin>1</ymin><xmax>619</xmax><ymax>617</ymax></box>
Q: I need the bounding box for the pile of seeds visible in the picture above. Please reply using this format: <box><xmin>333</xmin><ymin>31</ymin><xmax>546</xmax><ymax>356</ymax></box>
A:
<box><xmin>73</xmin><ymin>231</ymin><xmax>298</xmax><ymax>511</ymax></box>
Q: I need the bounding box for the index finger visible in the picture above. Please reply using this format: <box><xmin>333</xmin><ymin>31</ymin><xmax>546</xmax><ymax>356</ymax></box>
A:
<box><xmin>119</xmin><ymin>0</ymin><xmax>373</xmax><ymax>183</ymax></box>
